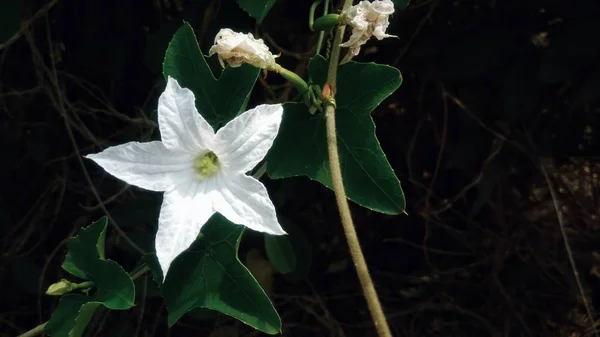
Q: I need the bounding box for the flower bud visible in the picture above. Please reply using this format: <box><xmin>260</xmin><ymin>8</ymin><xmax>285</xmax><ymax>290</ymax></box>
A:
<box><xmin>340</xmin><ymin>0</ymin><xmax>397</xmax><ymax>56</ymax></box>
<box><xmin>45</xmin><ymin>279</ymin><xmax>75</xmax><ymax>296</ymax></box>
<box><xmin>208</xmin><ymin>28</ymin><xmax>277</xmax><ymax>69</ymax></box>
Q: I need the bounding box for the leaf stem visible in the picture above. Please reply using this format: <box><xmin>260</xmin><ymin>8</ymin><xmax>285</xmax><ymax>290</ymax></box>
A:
<box><xmin>16</xmin><ymin>323</ymin><xmax>47</xmax><ymax>337</ymax></box>
<box><xmin>323</xmin><ymin>1</ymin><xmax>393</xmax><ymax>337</ymax></box>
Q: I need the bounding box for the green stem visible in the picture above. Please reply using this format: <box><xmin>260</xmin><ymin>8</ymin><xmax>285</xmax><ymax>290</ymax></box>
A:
<box><xmin>17</xmin><ymin>323</ymin><xmax>47</xmax><ymax>337</ymax></box>
<box><xmin>130</xmin><ymin>263</ymin><xmax>151</xmax><ymax>281</ymax></box>
<box><xmin>323</xmin><ymin>1</ymin><xmax>393</xmax><ymax>337</ymax></box>
<box><xmin>315</xmin><ymin>0</ymin><xmax>331</xmax><ymax>56</ymax></box>
<box><xmin>269</xmin><ymin>65</ymin><xmax>310</xmax><ymax>94</ymax></box>
<box><xmin>309</xmin><ymin>0</ymin><xmax>322</xmax><ymax>31</ymax></box>
<box><xmin>73</xmin><ymin>281</ymin><xmax>95</xmax><ymax>291</ymax></box>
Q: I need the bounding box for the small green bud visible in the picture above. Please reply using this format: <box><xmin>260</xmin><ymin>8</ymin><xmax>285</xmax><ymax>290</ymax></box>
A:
<box><xmin>46</xmin><ymin>279</ymin><xmax>75</xmax><ymax>296</ymax></box>
<box><xmin>312</xmin><ymin>14</ymin><xmax>342</xmax><ymax>32</ymax></box>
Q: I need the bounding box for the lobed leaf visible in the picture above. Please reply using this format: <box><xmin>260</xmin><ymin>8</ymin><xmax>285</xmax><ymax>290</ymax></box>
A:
<box><xmin>45</xmin><ymin>218</ymin><xmax>135</xmax><ymax>337</ymax></box>
<box><xmin>162</xmin><ymin>214</ymin><xmax>281</xmax><ymax>334</ymax></box>
<box><xmin>267</xmin><ymin>56</ymin><xmax>405</xmax><ymax>214</ymax></box>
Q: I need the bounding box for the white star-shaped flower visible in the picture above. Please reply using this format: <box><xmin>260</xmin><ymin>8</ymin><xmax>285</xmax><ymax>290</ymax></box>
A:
<box><xmin>86</xmin><ymin>76</ymin><xmax>286</xmax><ymax>277</ymax></box>
<box><xmin>340</xmin><ymin>0</ymin><xmax>396</xmax><ymax>56</ymax></box>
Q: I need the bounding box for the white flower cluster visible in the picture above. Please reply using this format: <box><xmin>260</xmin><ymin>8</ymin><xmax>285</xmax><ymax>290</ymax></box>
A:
<box><xmin>340</xmin><ymin>0</ymin><xmax>396</xmax><ymax>56</ymax></box>
<box><xmin>208</xmin><ymin>28</ymin><xmax>277</xmax><ymax>69</ymax></box>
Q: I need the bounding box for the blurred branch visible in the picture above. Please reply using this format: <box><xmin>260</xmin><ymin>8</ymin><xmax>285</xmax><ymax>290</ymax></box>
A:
<box><xmin>540</xmin><ymin>156</ymin><xmax>599</xmax><ymax>337</ymax></box>
<box><xmin>0</xmin><ymin>0</ymin><xmax>60</xmax><ymax>52</ymax></box>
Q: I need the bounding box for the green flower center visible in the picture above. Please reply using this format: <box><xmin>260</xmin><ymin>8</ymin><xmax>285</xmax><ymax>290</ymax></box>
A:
<box><xmin>194</xmin><ymin>151</ymin><xmax>219</xmax><ymax>180</ymax></box>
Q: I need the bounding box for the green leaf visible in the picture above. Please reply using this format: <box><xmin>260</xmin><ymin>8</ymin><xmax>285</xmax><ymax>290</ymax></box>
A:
<box><xmin>392</xmin><ymin>0</ymin><xmax>410</xmax><ymax>8</ymax></box>
<box><xmin>45</xmin><ymin>298</ymin><xmax>100</xmax><ymax>337</ymax></box>
<box><xmin>186</xmin><ymin>307</ymin><xmax>222</xmax><ymax>321</ymax></box>
<box><xmin>162</xmin><ymin>22</ymin><xmax>260</xmax><ymax>128</ymax></box>
<box><xmin>266</xmin><ymin>56</ymin><xmax>405</xmax><ymax>214</ymax></box>
<box><xmin>144</xmin><ymin>21</ymin><xmax>181</xmax><ymax>74</ymax></box>
<box><xmin>62</xmin><ymin>218</ymin><xmax>107</xmax><ymax>279</ymax></box>
<box><xmin>283</xmin><ymin>221</ymin><xmax>312</xmax><ymax>282</ymax></box>
<box><xmin>162</xmin><ymin>214</ymin><xmax>281</xmax><ymax>334</ymax></box>
<box><xmin>45</xmin><ymin>218</ymin><xmax>135</xmax><ymax>337</ymax></box>
<box><xmin>265</xmin><ymin>235</ymin><xmax>296</xmax><ymax>274</ymax></box>
<box><xmin>265</xmin><ymin>218</ymin><xmax>311</xmax><ymax>280</ymax></box>
<box><xmin>236</xmin><ymin>0</ymin><xmax>277</xmax><ymax>23</ymax></box>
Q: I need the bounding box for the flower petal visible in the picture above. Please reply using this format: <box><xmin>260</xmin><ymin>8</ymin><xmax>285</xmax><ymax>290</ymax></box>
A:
<box><xmin>158</xmin><ymin>77</ymin><xmax>215</xmax><ymax>152</ymax></box>
<box><xmin>340</xmin><ymin>0</ymin><xmax>395</xmax><ymax>57</ymax></box>
<box><xmin>372</xmin><ymin>0</ymin><xmax>395</xmax><ymax>15</ymax></box>
<box><xmin>85</xmin><ymin>141</ymin><xmax>195</xmax><ymax>192</ymax></box>
<box><xmin>340</xmin><ymin>29</ymin><xmax>368</xmax><ymax>50</ymax></box>
<box><xmin>209</xmin><ymin>28</ymin><xmax>277</xmax><ymax>69</ymax></box>
<box><xmin>213</xmin><ymin>104</ymin><xmax>283</xmax><ymax>173</ymax></box>
<box><xmin>155</xmin><ymin>181</ymin><xmax>216</xmax><ymax>278</ymax></box>
<box><xmin>213</xmin><ymin>171</ymin><xmax>285</xmax><ymax>235</ymax></box>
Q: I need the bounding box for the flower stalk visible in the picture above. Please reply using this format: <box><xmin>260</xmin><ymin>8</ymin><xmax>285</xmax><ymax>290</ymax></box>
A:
<box><xmin>268</xmin><ymin>64</ymin><xmax>324</xmax><ymax>114</ymax></box>
<box><xmin>45</xmin><ymin>279</ymin><xmax>94</xmax><ymax>296</ymax></box>
<box><xmin>323</xmin><ymin>1</ymin><xmax>393</xmax><ymax>337</ymax></box>
<box><xmin>268</xmin><ymin>65</ymin><xmax>310</xmax><ymax>94</ymax></box>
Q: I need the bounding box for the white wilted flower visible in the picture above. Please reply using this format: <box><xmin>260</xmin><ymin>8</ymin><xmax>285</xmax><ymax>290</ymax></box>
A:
<box><xmin>340</xmin><ymin>0</ymin><xmax>397</xmax><ymax>56</ymax></box>
<box><xmin>208</xmin><ymin>28</ymin><xmax>277</xmax><ymax>69</ymax></box>
<box><xmin>86</xmin><ymin>77</ymin><xmax>286</xmax><ymax>277</ymax></box>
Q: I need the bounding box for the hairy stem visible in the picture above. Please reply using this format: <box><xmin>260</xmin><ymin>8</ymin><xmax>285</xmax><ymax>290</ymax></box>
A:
<box><xmin>323</xmin><ymin>1</ymin><xmax>392</xmax><ymax>337</ymax></box>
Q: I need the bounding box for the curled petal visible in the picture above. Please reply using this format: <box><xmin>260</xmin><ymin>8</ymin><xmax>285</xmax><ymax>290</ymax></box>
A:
<box><xmin>372</xmin><ymin>0</ymin><xmax>395</xmax><ymax>15</ymax></box>
<box><xmin>373</xmin><ymin>26</ymin><xmax>394</xmax><ymax>40</ymax></box>
<box><xmin>214</xmin><ymin>104</ymin><xmax>283</xmax><ymax>173</ymax></box>
<box><xmin>209</xmin><ymin>28</ymin><xmax>277</xmax><ymax>69</ymax></box>
<box><xmin>158</xmin><ymin>77</ymin><xmax>215</xmax><ymax>153</ymax></box>
<box><xmin>340</xmin><ymin>29</ymin><xmax>370</xmax><ymax>56</ymax></box>
<box><xmin>86</xmin><ymin>141</ymin><xmax>194</xmax><ymax>192</ymax></box>
<box><xmin>214</xmin><ymin>172</ymin><xmax>285</xmax><ymax>236</ymax></box>
<box><xmin>340</xmin><ymin>0</ymin><xmax>395</xmax><ymax>57</ymax></box>
<box><xmin>155</xmin><ymin>181</ymin><xmax>216</xmax><ymax>278</ymax></box>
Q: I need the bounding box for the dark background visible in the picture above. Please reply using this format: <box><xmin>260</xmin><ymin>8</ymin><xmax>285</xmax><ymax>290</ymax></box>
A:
<box><xmin>2</xmin><ymin>0</ymin><xmax>600</xmax><ymax>336</ymax></box>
